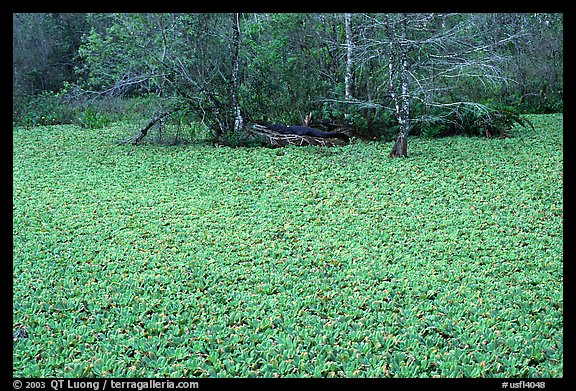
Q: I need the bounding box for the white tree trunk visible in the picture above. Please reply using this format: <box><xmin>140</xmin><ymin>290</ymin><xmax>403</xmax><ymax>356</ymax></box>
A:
<box><xmin>344</xmin><ymin>13</ymin><xmax>354</xmax><ymax>100</ymax></box>
<box><xmin>390</xmin><ymin>13</ymin><xmax>410</xmax><ymax>157</ymax></box>
<box><xmin>399</xmin><ymin>14</ymin><xmax>410</xmax><ymax>141</ymax></box>
<box><xmin>231</xmin><ymin>13</ymin><xmax>244</xmax><ymax>132</ymax></box>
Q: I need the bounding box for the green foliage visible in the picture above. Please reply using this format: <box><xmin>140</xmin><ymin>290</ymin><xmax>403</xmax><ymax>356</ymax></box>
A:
<box><xmin>13</xmin><ymin>114</ymin><xmax>563</xmax><ymax>377</ymax></box>
<box><xmin>13</xmin><ymin>91</ymin><xmax>80</xmax><ymax>127</ymax></box>
<box><xmin>78</xmin><ymin>105</ymin><xmax>111</xmax><ymax>129</ymax></box>
<box><xmin>313</xmin><ymin>101</ymin><xmax>398</xmax><ymax>141</ymax></box>
<box><xmin>13</xmin><ymin>13</ymin><xmax>88</xmax><ymax>97</ymax></box>
<box><xmin>414</xmin><ymin>103</ymin><xmax>534</xmax><ymax>139</ymax></box>
<box><xmin>513</xmin><ymin>88</ymin><xmax>563</xmax><ymax>114</ymax></box>
<box><xmin>420</xmin><ymin>123</ymin><xmax>444</xmax><ymax>139</ymax></box>
<box><xmin>78</xmin><ymin>14</ymin><xmax>157</xmax><ymax>93</ymax></box>
<box><xmin>13</xmin><ymin>92</ymin><xmax>177</xmax><ymax>130</ymax></box>
<box><xmin>241</xmin><ymin>14</ymin><xmax>340</xmax><ymax>124</ymax></box>
<box><xmin>217</xmin><ymin>129</ymin><xmax>260</xmax><ymax>148</ymax></box>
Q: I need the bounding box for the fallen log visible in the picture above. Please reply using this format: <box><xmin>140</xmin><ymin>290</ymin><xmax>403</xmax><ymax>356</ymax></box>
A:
<box><xmin>249</xmin><ymin>124</ymin><xmax>349</xmax><ymax>147</ymax></box>
<box><xmin>259</xmin><ymin>122</ymin><xmax>350</xmax><ymax>142</ymax></box>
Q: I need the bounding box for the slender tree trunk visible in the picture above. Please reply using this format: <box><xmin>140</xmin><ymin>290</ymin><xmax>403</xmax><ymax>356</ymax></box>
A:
<box><xmin>344</xmin><ymin>13</ymin><xmax>354</xmax><ymax>100</ymax></box>
<box><xmin>390</xmin><ymin>14</ymin><xmax>410</xmax><ymax>158</ymax></box>
<box><xmin>231</xmin><ymin>12</ymin><xmax>244</xmax><ymax>132</ymax></box>
<box><xmin>386</xmin><ymin>15</ymin><xmax>401</xmax><ymax>125</ymax></box>
<box><xmin>118</xmin><ymin>107</ymin><xmax>179</xmax><ymax>145</ymax></box>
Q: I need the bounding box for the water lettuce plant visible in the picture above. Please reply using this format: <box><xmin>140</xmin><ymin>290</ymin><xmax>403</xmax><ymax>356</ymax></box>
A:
<box><xmin>13</xmin><ymin>114</ymin><xmax>562</xmax><ymax>377</ymax></box>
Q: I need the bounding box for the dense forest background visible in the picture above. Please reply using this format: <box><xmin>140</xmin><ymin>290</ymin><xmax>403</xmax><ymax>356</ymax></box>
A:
<box><xmin>12</xmin><ymin>13</ymin><xmax>563</xmax><ymax>146</ymax></box>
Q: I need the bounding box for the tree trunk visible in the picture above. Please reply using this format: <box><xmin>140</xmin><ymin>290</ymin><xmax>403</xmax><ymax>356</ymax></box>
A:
<box><xmin>389</xmin><ymin>14</ymin><xmax>410</xmax><ymax>158</ymax></box>
<box><xmin>344</xmin><ymin>13</ymin><xmax>354</xmax><ymax>100</ymax></box>
<box><xmin>231</xmin><ymin>12</ymin><xmax>244</xmax><ymax>132</ymax></box>
<box><xmin>389</xmin><ymin>132</ymin><xmax>407</xmax><ymax>158</ymax></box>
<box><xmin>118</xmin><ymin>108</ymin><xmax>178</xmax><ymax>145</ymax></box>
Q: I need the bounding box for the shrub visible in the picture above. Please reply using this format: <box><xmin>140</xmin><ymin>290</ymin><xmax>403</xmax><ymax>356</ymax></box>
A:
<box><xmin>414</xmin><ymin>102</ymin><xmax>533</xmax><ymax>139</ymax></box>
<box><xmin>316</xmin><ymin>101</ymin><xmax>399</xmax><ymax>141</ymax></box>
<box><xmin>218</xmin><ymin>128</ymin><xmax>268</xmax><ymax>148</ymax></box>
<box><xmin>78</xmin><ymin>105</ymin><xmax>111</xmax><ymax>129</ymax></box>
<box><xmin>13</xmin><ymin>91</ymin><xmax>80</xmax><ymax>127</ymax></box>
